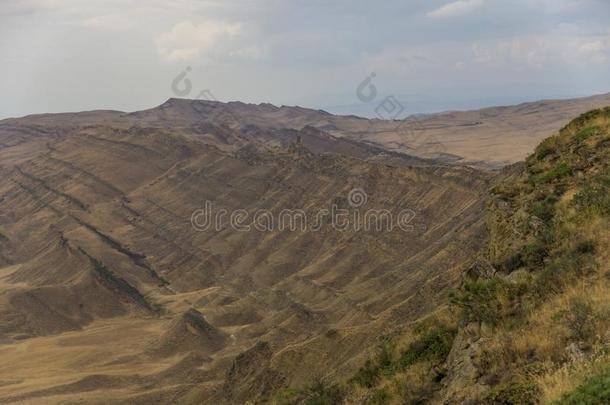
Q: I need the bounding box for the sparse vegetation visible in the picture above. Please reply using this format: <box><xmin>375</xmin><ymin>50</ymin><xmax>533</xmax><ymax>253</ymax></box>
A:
<box><xmin>533</xmin><ymin>163</ymin><xmax>572</xmax><ymax>184</ymax></box>
<box><xmin>346</xmin><ymin>318</ymin><xmax>456</xmax><ymax>403</ymax></box>
<box><xmin>562</xmin><ymin>298</ymin><xmax>596</xmax><ymax>342</ymax></box>
<box><xmin>344</xmin><ymin>107</ymin><xmax>610</xmax><ymax>404</ymax></box>
<box><xmin>451</xmin><ymin>276</ymin><xmax>529</xmax><ymax>326</ymax></box>
<box><xmin>483</xmin><ymin>380</ymin><xmax>541</xmax><ymax>405</ymax></box>
<box><xmin>399</xmin><ymin>320</ymin><xmax>456</xmax><ymax>368</ymax></box>
<box><xmin>271</xmin><ymin>380</ymin><xmax>345</xmax><ymax>405</ymax></box>
<box><xmin>554</xmin><ymin>367</ymin><xmax>610</xmax><ymax>405</ymax></box>
<box><xmin>573</xmin><ymin>126</ymin><xmax>599</xmax><ymax>143</ymax></box>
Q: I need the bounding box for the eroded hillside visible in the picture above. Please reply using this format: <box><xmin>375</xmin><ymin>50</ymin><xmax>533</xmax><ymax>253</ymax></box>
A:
<box><xmin>2</xmin><ymin>99</ymin><xmax>608</xmax><ymax>404</ymax></box>
<box><xmin>0</xmin><ymin>113</ymin><xmax>489</xmax><ymax>403</ymax></box>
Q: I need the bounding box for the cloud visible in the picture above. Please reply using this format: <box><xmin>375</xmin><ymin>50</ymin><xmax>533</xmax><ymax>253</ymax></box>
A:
<box><xmin>82</xmin><ymin>14</ymin><xmax>133</xmax><ymax>30</ymax></box>
<box><xmin>579</xmin><ymin>40</ymin><xmax>604</xmax><ymax>53</ymax></box>
<box><xmin>472</xmin><ymin>29</ymin><xmax>610</xmax><ymax>70</ymax></box>
<box><xmin>472</xmin><ymin>37</ymin><xmax>551</xmax><ymax>69</ymax></box>
<box><xmin>155</xmin><ymin>20</ymin><xmax>241</xmax><ymax>62</ymax></box>
<box><xmin>427</xmin><ymin>0</ymin><xmax>485</xmax><ymax>18</ymax></box>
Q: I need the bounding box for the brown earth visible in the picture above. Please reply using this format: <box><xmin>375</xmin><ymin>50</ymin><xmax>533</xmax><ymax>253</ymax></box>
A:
<box><xmin>0</xmin><ymin>94</ymin><xmax>607</xmax><ymax>403</ymax></box>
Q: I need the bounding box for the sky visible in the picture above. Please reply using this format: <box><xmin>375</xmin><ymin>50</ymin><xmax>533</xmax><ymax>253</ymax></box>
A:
<box><xmin>1</xmin><ymin>0</ymin><xmax>610</xmax><ymax>119</ymax></box>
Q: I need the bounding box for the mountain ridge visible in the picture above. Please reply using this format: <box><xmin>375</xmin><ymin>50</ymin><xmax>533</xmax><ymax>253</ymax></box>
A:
<box><xmin>3</xmin><ymin>92</ymin><xmax>610</xmax><ymax>169</ymax></box>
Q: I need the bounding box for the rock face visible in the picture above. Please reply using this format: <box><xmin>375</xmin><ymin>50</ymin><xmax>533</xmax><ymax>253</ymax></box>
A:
<box><xmin>466</xmin><ymin>258</ymin><xmax>497</xmax><ymax>280</ymax></box>
<box><xmin>440</xmin><ymin>324</ymin><xmax>489</xmax><ymax>404</ymax></box>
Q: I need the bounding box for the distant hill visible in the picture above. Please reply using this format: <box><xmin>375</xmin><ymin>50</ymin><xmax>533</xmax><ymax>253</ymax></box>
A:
<box><xmin>4</xmin><ymin>92</ymin><xmax>610</xmax><ymax>169</ymax></box>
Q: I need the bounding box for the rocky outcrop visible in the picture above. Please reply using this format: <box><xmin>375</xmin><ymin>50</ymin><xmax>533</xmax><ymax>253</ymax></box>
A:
<box><xmin>439</xmin><ymin>324</ymin><xmax>489</xmax><ymax>404</ymax></box>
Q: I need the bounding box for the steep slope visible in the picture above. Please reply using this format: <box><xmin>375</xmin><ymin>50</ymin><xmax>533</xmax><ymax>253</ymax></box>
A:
<box><xmin>0</xmin><ymin>114</ymin><xmax>489</xmax><ymax>403</ymax></box>
<box><xmin>331</xmin><ymin>107</ymin><xmax>610</xmax><ymax>404</ymax></box>
<box><xmin>2</xmin><ymin>99</ymin><xmax>607</xmax><ymax>404</ymax></box>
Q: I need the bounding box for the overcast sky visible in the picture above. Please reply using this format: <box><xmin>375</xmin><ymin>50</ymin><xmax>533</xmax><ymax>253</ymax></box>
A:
<box><xmin>1</xmin><ymin>0</ymin><xmax>610</xmax><ymax>119</ymax></box>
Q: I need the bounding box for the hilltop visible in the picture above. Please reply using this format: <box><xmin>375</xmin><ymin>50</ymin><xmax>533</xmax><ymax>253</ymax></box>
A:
<box><xmin>3</xmin><ymin>92</ymin><xmax>610</xmax><ymax>169</ymax></box>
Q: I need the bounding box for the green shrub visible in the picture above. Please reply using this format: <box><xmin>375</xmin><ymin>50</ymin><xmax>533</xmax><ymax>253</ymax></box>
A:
<box><xmin>531</xmin><ymin>201</ymin><xmax>554</xmax><ymax>222</ymax></box>
<box><xmin>536</xmin><ymin>145</ymin><xmax>555</xmax><ymax>160</ymax></box>
<box><xmin>399</xmin><ymin>321</ymin><xmax>456</xmax><ymax>368</ymax></box>
<box><xmin>554</xmin><ymin>367</ymin><xmax>610</xmax><ymax>404</ymax></box>
<box><xmin>499</xmin><ymin>253</ymin><xmax>524</xmax><ymax>272</ymax></box>
<box><xmin>351</xmin><ymin>359</ymin><xmax>382</xmax><ymax>388</ymax></box>
<box><xmin>535</xmin><ymin>137</ymin><xmax>558</xmax><ymax>160</ymax></box>
<box><xmin>452</xmin><ymin>278</ymin><xmax>504</xmax><ymax>325</ymax></box>
<box><xmin>573</xmin><ymin>126</ymin><xmax>599</xmax><ymax>143</ymax></box>
<box><xmin>351</xmin><ymin>322</ymin><xmax>456</xmax><ymax>391</ymax></box>
<box><xmin>351</xmin><ymin>344</ymin><xmax>394</xmax><ymax>388</ymax></box>
<box><xmin>451</xmin><ymin>278</ymin><xmax>529</xmax><ymax>326</ymax></box>
<box><xmin>521</xmin><ymin>243</ymin><xmax>549</xmax><ymax>268</ymax></box>
<box><xmin>484</xmin><ymin>380</ymin><xmax>541</xmax><ymax>404</ymax></box>
<box><xmin>534</xmin><ymin>163</ymin><xmax>572</xmax><ymax>184</ymax></box>
<box><xmin>304</xmin><ymin>380</ymin><xmax>345</xmax><ymax>405</ymax></box>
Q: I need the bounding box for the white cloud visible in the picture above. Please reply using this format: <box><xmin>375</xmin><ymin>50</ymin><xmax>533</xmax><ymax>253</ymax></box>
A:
<box><xmin>427</xmin><ymin>0</ymin><xmax>485</xmax><ymax>18</ymax></box>
<box><xmin>155</xmin><ymin>20</ymin><xmax>241</xmax><ymax>62</ymax></box>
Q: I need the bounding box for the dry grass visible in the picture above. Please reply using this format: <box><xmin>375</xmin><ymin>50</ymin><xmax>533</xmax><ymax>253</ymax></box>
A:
<box><xmin>537</xmin><ymin>348</ymin><xmax>610</xmax><ymax>403</ymax></box>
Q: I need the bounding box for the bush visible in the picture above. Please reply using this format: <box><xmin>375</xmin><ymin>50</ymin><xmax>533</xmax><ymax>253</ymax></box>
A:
<box><xmin>535</xmin><ymin>137</ymin><xmax>558</xmax><ymax>160</ymax></box>
<box><xmin>499</xmin><ymin>253</ymin><xmax>524</xmax><ymax>273</ymax></box>
<box><xmin>534</xmin><ymin>163</ymin><xmax>572</xmax><ymax>184</ymax></box>
<box><xmin>304</xmin><ymin>380</ymin><xmax>345</xmax><ymax>405</ymax></box>
<box><xmin>399</xmin><ymin>321</ymin><xmax>456</xmax><ymax>368</ymax></box>
<box><xmin>536</xmin><ymin>145</ymin><xmax>555</xmax><ymax>160</ymax></box>
<box><xmin>451</xmin><ymin>278</ymin><xmax>528</xmax><ymax>326</ymax></box>
<box><xmin>573</xmin><ymin>126</ymin><xmax>599</xmax><ymax>143</ymax></box>
<box><xmin>351</xmin><ymin>359</ymin><xmax>382</xmax><ymax>388</ymax></box>
<box><xmin>554</xmin><ymin>367</ymin><xmax>610</xmax><ymax>404</ymax></box>
<box><xmin>531</xmin><ymin>201</ymin><xmax>554</xmax><ymax>222</ymax></box>
<box><xmin>484</xmin><ymin>380</ymin><xmax>541</xmax><ymax>404</ymax></box>
<box><xmin>521</xmin><ymin>243</ymin><xmax>549</xmax><ymax>268</ymax></box>
<box><xmin>351</xmin><ymin>344</ymin><xmax>394</xmax><ymax>388</ymax></box>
